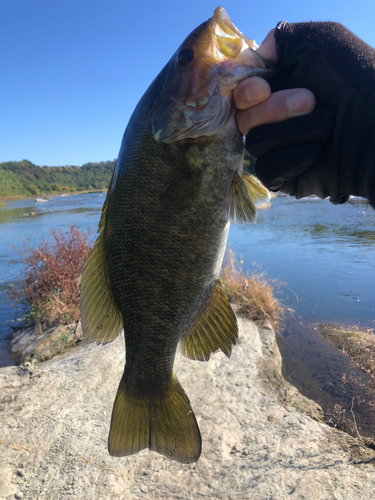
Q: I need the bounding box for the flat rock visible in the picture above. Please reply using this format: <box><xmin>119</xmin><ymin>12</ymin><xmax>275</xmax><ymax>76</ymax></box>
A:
<box><xmin>8</xmin><ymin>322</ymin><xmax>84</xmax><ymax>365</ymax></box>
<box><xmin>1</xmin><ymin>317</ymin><xmax>375</xmax><ymax>500</ymax></box>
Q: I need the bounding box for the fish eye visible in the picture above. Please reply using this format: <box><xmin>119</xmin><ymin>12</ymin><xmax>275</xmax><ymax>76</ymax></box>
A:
<box><xmin>177</xmin><ymin>48</ymin><xmax>194</xmax><ymax>66</ymax></box>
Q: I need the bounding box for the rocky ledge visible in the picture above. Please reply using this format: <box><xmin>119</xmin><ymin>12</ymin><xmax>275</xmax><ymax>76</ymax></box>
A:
<box><xmin>1</xmin><ymin>317</ymin><xmax>375</xmax><ymax>500</ymax></box>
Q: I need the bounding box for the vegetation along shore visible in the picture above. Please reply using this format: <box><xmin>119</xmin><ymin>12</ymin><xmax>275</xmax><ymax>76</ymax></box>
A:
<box><xmin>0</xmin><ymin>159</ymin><xmax>114</xmax><ymax>200</ymax></box>
<box><xmin>7</xmin><ymin>227</ymin><xmax>285</xmax><ymax>364</ymax></box>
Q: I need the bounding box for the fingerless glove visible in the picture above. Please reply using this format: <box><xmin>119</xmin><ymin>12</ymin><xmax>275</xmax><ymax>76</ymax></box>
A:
<box><xmin>246</xmin><ymin>22</ymin><xmax>375</xmax><ymax>208</ymax></box>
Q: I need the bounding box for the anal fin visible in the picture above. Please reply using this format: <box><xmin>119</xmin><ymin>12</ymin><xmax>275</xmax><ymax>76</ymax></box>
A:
<box><xmin>179</xmin><ymin>279</ymin><xmax>238</xmax><ymax>361</ymax></box>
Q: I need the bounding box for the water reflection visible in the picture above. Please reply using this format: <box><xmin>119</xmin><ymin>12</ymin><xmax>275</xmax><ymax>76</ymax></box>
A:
<box><xmin>0</xmin><ymin>196</ymin><xmax>104</xmax><ymax>225</ymax></box>
<box><xmin>0</xmin><ymin>205</ymin><xmax>37</xmax><ymax>224</ymax></box>
<box><xmin>278</xmin><ymin>317</ymin><xmax>375</xmax><ymax>437</ymax></box>
<box><xmin>307</xmin><ymin>223</ymin><xmax>375</xmax><ymax>245</ymax></box>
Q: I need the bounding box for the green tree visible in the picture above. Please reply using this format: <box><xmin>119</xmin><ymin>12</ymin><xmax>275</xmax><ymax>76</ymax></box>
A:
<box><xmin>27</xmin><ymin>184</ymin><xmax>39</xmax><ymax>196</ymax></box>
<box><xmin>51</xmin><ymin>183</ymin><xmax>62</xmax><ymax>192</ymax></box>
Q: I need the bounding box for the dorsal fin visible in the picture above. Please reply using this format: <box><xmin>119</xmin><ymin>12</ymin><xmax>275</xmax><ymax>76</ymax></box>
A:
<box><xmin>80</xmin><ymin>185</ymin><xmax>123</xmax><ymax>345</ymax></box>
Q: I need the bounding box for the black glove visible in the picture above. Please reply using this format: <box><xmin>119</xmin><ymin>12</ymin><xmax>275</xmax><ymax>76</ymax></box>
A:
<box><xmin>246</xmin><ymin>22</ymin><xmax>375</xmax><ymax>208</ymax></box>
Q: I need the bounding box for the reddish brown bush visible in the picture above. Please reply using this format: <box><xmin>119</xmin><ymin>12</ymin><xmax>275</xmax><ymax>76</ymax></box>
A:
<box><xmin>8</xmin><ymin>225</ymin><xmax>94</xmax><ymax>331</ymax></box>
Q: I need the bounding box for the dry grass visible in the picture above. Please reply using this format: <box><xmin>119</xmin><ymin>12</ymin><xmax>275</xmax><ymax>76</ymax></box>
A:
<box><xmin>220</xmin><ymin>249</ymin><xmax>291</xmax><ymax>331</ymax></box>
<box><xmin>342</xmin><ymin>326</ymin><xmax>375</xmax><ymax>411</ymax></box>
<box><xmin>321</xmin><ymin>324</ymin><xmax>375</xmax><ymax>444</ymax></box>
<box><xmin>321</xmin><ymin>323</ymin><xmax>375</xmax><ymax>395</ymax></box>
<box><xmin>343</xmin><ymin>326</ymin><xmax>375</xmax><ymax>374</ymax></box>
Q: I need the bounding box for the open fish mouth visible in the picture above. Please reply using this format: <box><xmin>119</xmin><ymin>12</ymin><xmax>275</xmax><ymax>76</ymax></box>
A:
<box><xmin>151</xmin><ymin>7</ymin><xmax>276</xmax><ymax>144</ymax></box>
<box><xmin>170</xmin><ymin>7</ymin><xmax>260</xmax><ymax>110</ymax></box>
<box><xmin>212</xmin><ymin>6</ymin><xmax>259</xmax><ymax>59</ymax></box>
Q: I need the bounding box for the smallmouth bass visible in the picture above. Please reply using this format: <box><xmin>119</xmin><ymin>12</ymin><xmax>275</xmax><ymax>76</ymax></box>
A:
<box><xmin>81</xmin><ymin>6</ymin><xmax>274</xmax><ymax>463</ymax></box>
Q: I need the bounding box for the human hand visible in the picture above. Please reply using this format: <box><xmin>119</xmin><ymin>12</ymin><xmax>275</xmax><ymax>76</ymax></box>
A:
<box><xmin>236</xmin><ymin>22</ymin><xmax>375</xmax><ymax>208</ymax></box>
<box><xmin>234</xmin><ymin>30</ymin><xmax>315</xmax><ymax>135</ymax></box>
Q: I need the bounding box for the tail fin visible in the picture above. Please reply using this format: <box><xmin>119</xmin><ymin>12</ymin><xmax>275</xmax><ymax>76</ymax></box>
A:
<box><xmin>108</xmin><ymin>374</ymin><xmax>202</xmax><ymax>464</ymax></box>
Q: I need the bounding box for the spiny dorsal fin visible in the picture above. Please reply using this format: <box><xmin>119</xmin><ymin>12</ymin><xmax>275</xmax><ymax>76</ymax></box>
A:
<box><xmin>229</xmin><ymin>170</ymin><xmax>270</xmax><ymax>224</ymax></box>
<box><xmin>179</xmin><ymin>279</ymin><xmax>238</xmax><ymax>361</ymax></box>
<box><xmin>80</xmin><ymin>187</ymin><xmax>123</xmax><ymax>345</ymax></box>
<box><xmin>108</xmin><ymin>374</ymin><xmax>201</xmax><ymax>464</ymax></box>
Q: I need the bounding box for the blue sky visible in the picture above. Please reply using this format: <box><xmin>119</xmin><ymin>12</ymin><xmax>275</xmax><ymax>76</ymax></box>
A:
<box><xmin>2</xmin><ymin>0</ymin><xmax>375</xmax><ymax>166</ymax></box>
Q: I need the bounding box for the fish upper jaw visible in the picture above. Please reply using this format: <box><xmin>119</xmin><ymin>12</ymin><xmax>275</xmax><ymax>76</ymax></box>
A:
<box><xmin>172</xmin><ymin>76</ymin><xmax>218</xmax><ymax>108</ymax></box>
<box><xmin>213</xmin><ymin>6</ymin><xmax>258</xmax><ymax>50</ymax></box>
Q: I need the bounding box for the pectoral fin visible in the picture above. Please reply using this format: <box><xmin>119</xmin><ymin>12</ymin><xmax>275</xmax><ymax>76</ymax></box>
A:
<box><xmin>179</xmin><ymin>280</ymin><xmax>238</xmax><ymax>361</ymax></box>
<box><xmin>80</xmin><ymin>192</ymin><xmax>123</xmax><ymax>344</ymax></box>
<box><xmin>229</xmin><ymin>170</ymin><xmax>270</xmax><ymax>224</ymax></box>
<box><xmin>242</xmin><ymin>170</ymin><xmax>270</xmax><ymax>203</ymax></box>
<box><xmin>161</xmin><ymin>157</ymin><xmax>203</xmax><ymax>209</ymax></box>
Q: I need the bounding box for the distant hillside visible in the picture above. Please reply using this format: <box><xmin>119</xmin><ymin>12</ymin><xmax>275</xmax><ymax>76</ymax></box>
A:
<box><xmin>0</xmin><ymin>160</ymin><xmax>115</xmax><ymax>198</ymax></box>
<box><xmin>1</xmin><ymin>154</ymin><xmax>256</xmax><ymax>200</ymax></box>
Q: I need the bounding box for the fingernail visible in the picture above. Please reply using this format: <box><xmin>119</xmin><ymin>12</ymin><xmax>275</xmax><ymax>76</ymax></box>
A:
<box><xmin>286</xmin><ymin>91</ymin><xmax>312</xmax><ymax>113</ymax></box>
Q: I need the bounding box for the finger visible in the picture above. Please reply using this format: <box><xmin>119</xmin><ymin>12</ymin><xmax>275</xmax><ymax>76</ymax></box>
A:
<box><xmin>236</xmin><ymin>88</ymin><xmax>316</xmax><ymax>135</ymax></box>
<box><xmin>233</xmin><ymin>77</ymin><xmax>271</xmax><ymax>110</ymax></box>
<box><xmin>256</xmin><ymin>29</ymin><xmax>278</xmax><ymax>61</ymax></box>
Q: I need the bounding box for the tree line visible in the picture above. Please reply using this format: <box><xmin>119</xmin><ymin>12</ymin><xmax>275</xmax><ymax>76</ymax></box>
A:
<box><xmin>0</xmin><ymin>159</ymin><xmax>115</xmax><ymax>198</ymax></box>
<box><xmin>1</xmin><ymin>154</ymin><xmax>255</xmax><ymax>199</ymax></box>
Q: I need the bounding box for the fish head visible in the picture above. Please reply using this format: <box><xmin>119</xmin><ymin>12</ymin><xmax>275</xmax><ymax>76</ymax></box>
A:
<box><xmin>151</xmin><ymin>6</ymin><xmax>276</xmax><ymax>144</ymax></box>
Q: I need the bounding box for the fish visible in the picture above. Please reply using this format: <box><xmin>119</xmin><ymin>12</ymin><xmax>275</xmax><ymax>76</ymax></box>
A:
<box><xmin>80</xmin><ymin>6</ymin><xmax>274</xmax><ymax>464</ymax></box>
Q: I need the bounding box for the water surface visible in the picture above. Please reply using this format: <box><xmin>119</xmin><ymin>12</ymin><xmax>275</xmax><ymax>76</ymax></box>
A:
<box><xmin>229</xmin><ymin>195</ymin><xmax>375</xmax><ymax>322</ymax></box>
<box><xmin>1</xmin><ymin>193</ymin><xmax>374</xmax><ymax>433</ymax></box>
<box><xmin>229</xmin><ymin>195</ymin><xmax>375</xmax><ymax>435</ymax></box>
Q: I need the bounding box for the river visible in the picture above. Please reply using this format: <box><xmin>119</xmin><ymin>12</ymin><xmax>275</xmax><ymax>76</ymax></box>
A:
<box><xmin>1</xmin><ymin>193</ymin><xmax>375</xmax><ymax>432</ymax></box>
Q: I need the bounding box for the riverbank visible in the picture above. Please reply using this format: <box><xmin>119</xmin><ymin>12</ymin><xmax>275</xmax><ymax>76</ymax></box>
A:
<box><xmin>1</xmin><ymin>317</ymin><xmax>375</xmax><ymax>500</ymax></box>
<box><xmin>0</xmin><ymin>189</ymin><xmax>107</xmax><ymax>203</ymax></box>
<box><xmin>8</xmin><ymin>321</ymin><xmax>84</xmax><ymax>365</ymax></box>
